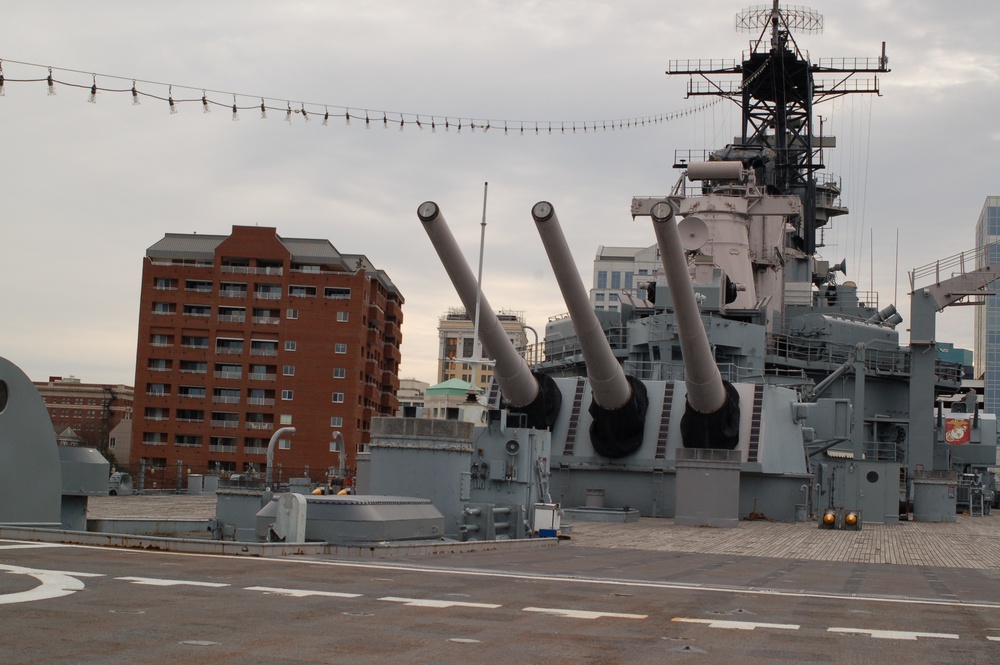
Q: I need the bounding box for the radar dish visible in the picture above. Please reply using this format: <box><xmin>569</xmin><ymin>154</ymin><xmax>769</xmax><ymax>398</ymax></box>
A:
<box><xmin>677</xmin><ymin>215</ymin><xmax>710</xmax><ymax>252</ymax></box>
<box><xmin>736</xmin><ymin>4</ymin><xmax>823</xmax><ymax>34</ymax></box>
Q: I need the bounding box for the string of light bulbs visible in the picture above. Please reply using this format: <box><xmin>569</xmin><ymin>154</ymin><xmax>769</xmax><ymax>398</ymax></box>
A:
<box><xmin>0</xmin><ymin>57</ymin><xmax>720</xmax><ymax>134</ymax></box>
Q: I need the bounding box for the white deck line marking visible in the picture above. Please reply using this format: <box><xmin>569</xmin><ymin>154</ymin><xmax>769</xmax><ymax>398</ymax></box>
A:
<box><xmin>0</xmin><ymin>543</ymin><xmax>64</xmax><ymax>550</ymax></box>
<box><xmin>245</xmin><ymin>586</ymin><xmax>361</xmax><ymax>598</ymax></box>
<box><xmin>117</xmin><ymin>576</ymin><xmax>229</xmax><ymax>588</ymax></box>
<box><xmin>987</xmin><ymin>636</ymin><xmax>1000</xmax><ymax>642</ymax></box>
<box><xmin>380</xmin><ymin>596</ymin><xmax>501</xmax><ymax>609</ymax></box>
<box><xmin>828</xmin><ymin>627</ymin><xmax>959</xmax><ymax>641</ymax></box>
<box><xmin>0</xmin><ymin>565</ymin><xmax>101</xmax><ymax>605</ymax></box>
<box><xmin>673</xmin><ymin>617</ymin><xmax>799</xmax><ymax>631</ymax></box>
<box><xmin>524</xmin><ymin>607</ymin><xmax>647</xmax><ymax>620</ymax></box>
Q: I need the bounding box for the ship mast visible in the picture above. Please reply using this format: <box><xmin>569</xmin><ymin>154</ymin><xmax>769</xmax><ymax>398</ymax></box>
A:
<box><xmin>667</xmin><ymin>1</ymin><xmax>889</xmax><ymax>255</ymax></box>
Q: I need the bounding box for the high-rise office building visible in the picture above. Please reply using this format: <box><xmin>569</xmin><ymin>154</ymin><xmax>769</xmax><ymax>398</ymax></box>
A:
<box><xmin>975</xmin><ymin>196</ymin><xmax>1000</xmax><ymax>414</ymax></box>
<box><xmin>130</xmin><ymin>225</ymin><xmax>403</xmax><ymax>483</ymax></box>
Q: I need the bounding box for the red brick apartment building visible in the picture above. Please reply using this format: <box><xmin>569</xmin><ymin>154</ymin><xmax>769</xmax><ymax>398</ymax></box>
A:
<box><xmin>130</xmin><ymin>225</ymin><xmax>403</xmax><ymax>484</ymax></box>
<box><xmin>34</xmin><ymin>377</ymin><xmax>134</xmax><ymax>459</ymax></box>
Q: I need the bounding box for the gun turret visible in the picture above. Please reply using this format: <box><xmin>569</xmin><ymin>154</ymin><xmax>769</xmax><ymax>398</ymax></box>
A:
<box><xmin>649</xmin><ymin>201</ymin><xmax>740</xmax><ymax>449</ymax></box>
<box><xmin>531</xmin><ymin>201</ymin><xmax>648</xmax><ymax>458</ymax></box>
<box><xmin>417</xmin><ymin>202</ymin><xmax>561</xmax><ymax>429</ymax></box>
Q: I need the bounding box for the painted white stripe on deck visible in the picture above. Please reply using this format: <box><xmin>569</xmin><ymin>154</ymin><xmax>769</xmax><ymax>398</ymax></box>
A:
<box><xmin>380</xmin><ymin>596</ymin><xmax>501</xmax><ymax>609</ymax></box>
<box><xmin>828</xmin><ymin>627</ymin><xmax>959</xmax><ymax>641</ymax></box>
<box><xmin>0</xmin><ymin>543</ymin><xmax>64</xmax><ymax>551</ymax></box>
<box><xmin>987</xmin><ymin>636</ymin><xmax>1000</xmax><ymax>642</ymax></box>
<box><xmin>673</xmin><ymin>617</ymin><xmax>799</xmax><ymax>631</ymax></box>
<box><xmin>117</xmin><ymin>576</ymin><xmax>229</xmax><ymax>588</ymax></box>
<box><xmin>245</xmin><ymin>586</ymin><xmax>361</xmax><ymax>598</ymax></box>
<box><xmin>524</xmin><ymin>607</ymin><xmax>647</xmax><ymax>620</ymax></box>
<box><xmin>0</xmin><ymin>565</ymin><xmax>100</xmax><ymax>605</ymax></box>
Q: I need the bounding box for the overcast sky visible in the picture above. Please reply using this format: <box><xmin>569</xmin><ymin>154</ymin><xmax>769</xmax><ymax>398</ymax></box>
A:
<box><xmin>2</xmin><ymin>0</ymin><xmax>998</xmax><ymax>387</ymax></box>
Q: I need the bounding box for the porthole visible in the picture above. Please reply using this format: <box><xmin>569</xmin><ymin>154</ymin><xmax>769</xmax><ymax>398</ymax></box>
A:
<box><xmin>866</xmin><ymin>470</ymin><xmax>879</xmax><ymax>484</ymax></box>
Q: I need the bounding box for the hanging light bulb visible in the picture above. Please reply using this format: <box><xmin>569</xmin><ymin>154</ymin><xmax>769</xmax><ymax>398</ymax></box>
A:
<box><xmin>168</xmin><ymin>85</ymin><xmax>177</xmax><ymax>114</ymax></box>
<box><xmin>431</xmin><ymin>118</ymin><xmax>436</xmax><ymax>133</ymax></box>
<box><xmin>131</xmin><ymin>81</ymin><xmax>140</xmax><ymax>105</ymax></box>
<box><xmin>202</xmin><ymin>91</ymin><xmax>210</xmax><ymax>113</ymax></box>
<box><xmin>399</xmin><ymin>116</ymin><xmax>404</xmax><ymax>131</ymax></box>
<box><xmin>47</xmin><ymin>68</ymin><xmax>56</xmax><ymax>95</ymax></box>
<box><xmin>301</xmin><ymin>103</ymin><xmax>309</xmax><ymax>122</ymax></box>
<box><xmin>232</xmin><ymin>95</ymin><xmax>239</xmax><ymax>121</ymax></box>
<box><xmin>285</xmin><ymin>102</ymin><xmax>292</xmax><ymax>123</ymax></box>
<box><xmin>365</xmin><ymin>111</ymin><xmax>371</xmax><ymax>129</ymax></box>
<box><xmin>0</xmin><ymin>62</ymin><xmax>4</xmax><ymax>97</ymax></box>
<box><xmin>344</xmin><ymin>109</ymin><xmax>351</xmax><ymax>126</ymax></box>
<box><xmin>88</xmin><ymin>75</ymin><xmax>97</xmax><ymax>103</ymax></box>
<box><xmin>416</xmin><ymin>116</ymin><xmax>423</xmax><ymax>130</ymax></box>
<box><xmin>382</xmin><ymin>113</ymin><xmax>387</xmax><ymax>129</ymax></box>
<box><xmin>260</xmin><ymin>99</ymin><xmax>267</xmax><ymax>119</ymax></box>
<box><xmin>322</xmin><ymin>107</ymin><xmax>329</xmax><ymax>126</ymax></box>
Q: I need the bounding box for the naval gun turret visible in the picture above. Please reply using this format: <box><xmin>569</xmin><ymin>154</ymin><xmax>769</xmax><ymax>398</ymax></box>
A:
<box><xmin>649</xmin><ymin>201</ymin><xmax>741</xmax><ymax>449</ymax></box>
<box><xmin>531</xmin><ymin>201</ymin><xmax>648</xmax><ymax>458</ymax></box>
<box><xmin>417</xmin><ymin>201</ymin><xmax>562</xmax><ymax>430</ymax></box>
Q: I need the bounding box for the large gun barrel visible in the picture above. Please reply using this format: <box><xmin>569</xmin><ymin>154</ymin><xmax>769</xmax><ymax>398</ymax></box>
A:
<box><xmin>650</xmin><ymin>201</ymin><xmax>740</xmax><ymax>449</ymax></box>
<box><xmin>418</xmin><ymin>201</ymin><xmax>561</xmax><ymax>429</ymax></box>
<box><xmin>532</xmin><ymin>201</ymin><xmax>647</xmax><ymax>457</ymax></box>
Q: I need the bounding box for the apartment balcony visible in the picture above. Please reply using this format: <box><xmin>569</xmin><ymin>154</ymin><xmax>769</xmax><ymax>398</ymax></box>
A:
<box><xmin>146</xmin><ymin>391</ymin><xmax>170</xmax><ymax>397</ymax></box>
<box><xmin>214</xmin><ymin>371</ymin><xmax>243</xmax><ymax>380</ymax></box>
<box><xmin>252</xmin><ymin>316</ymin><xmax>279</xmax><ymax>325</ymax></box>
<box><xmin>248</xmin><ymin>373</ymin><xmax>276</xmax><ymax>382</ymax></box>
<box><xmin>246</xmin><ymin>422</ymin><xmax>274</xmax><ymax>431</ymax></box>
<box><xmin>144</xmin><ymin>415</ymin><xmax>168</xmax><ymax>421</ymax></box>
<box><xmin>175</xmin><ymin>441</ymin><xmax>202</xmax><ymax>448</ymax></box>
<box><xmin>176</xmin><ymin>416</ymin><xmax>205</xmax><ymax>423</ymax></box>
<box><xmin>218</xmin><ymin>315</ymin><xmax>246</xmax><ymax>324</ymax></box>
<box><xmin>213</xmin><ymin>396</ymin><xmax>240</xmax><ymax>404</ymax></box>
<box><xmin>220</xmin><ymin>290</ymin><xmax>247</xmax><ymax>299</ymax></box>
<box><xmin>250</xmin><ymin>348</ymin><xmax>278</xmax><ymax>357</ymax></box>
<box><xmin>216</xmin><ymin>348</ymin><xmax>244</xmax><ymax>355</ymax></box>
<box><xmin>209</xmin><ymin>444</ymin><xmax>237</xmax><ymax>454</ymax></box>
<box><xmin>211</xmin><ymin>420</ymin><xmax>240</xmax><ymax>428</ymax></box>
<box><xmin>247</xmin><ymin>397</ymin><xmax>275</xmax><ymax>406</ymax></box>
<box><xmin>254</xmin><ymin>292</ymin><xmax>282</xmax><ymax>300</ymax></box>
<box><xmin>180</xmin><ymin>393</ymin><xmax>205</xmax><ymax>399</ymax></box>
<box><xmin>142</xmin><ymin>440</ymin><xmax>167</xmax><ymax>446</ymax></box>
<box><xmin>244</xmin><ymin>446</ymin><xmax>267</xmax><ymax>456</ymax></box>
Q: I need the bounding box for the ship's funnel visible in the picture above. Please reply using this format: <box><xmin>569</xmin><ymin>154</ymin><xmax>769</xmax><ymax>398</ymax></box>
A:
<box><xmin>418</xmin><ymin>202</ymin><xmax>561</xmax><ymax>429</ymax></box>
<box><xmin>532</xmin><ymin>201</ymin><xmax>648</xmax><ymax>458</ymax></box>
<box><xmin>650</xmin><ymin>201</ymin><xmax>740</xmax><ymax>449</ymax></box>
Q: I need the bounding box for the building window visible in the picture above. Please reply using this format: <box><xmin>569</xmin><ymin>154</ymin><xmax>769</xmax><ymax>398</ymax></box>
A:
<box><xmin>336</xmin><ymin>311</ymin><xmax>349</xmax><ymax>322</ymax></box>
<box><xmin>283</xmin><ymin>365</ymin><xmax>295</xmax><ymax>376</ymax></box>
<box><xmin>278</xmin><ymin>438</ymin><xmax>291</xmax><ymax>450</ymax></box>
<box><xmin>625</xmin><ymin>271</ymin><xmax>634</xmax><ymax>289</ymax></box>
<box><xmin>611</xmin><ymin>272</ymin><xmax>621</xmax><ymax>289</ymax></box>
<box><xmin>597</xmin><ymin>271</ymin><xmax>607</xmax><ymax>289</ymax></box>
<box><xmin>595</xmin><ymin>293</ymin><xmax>605</xmax><ymax>302</ymax></box>
<box><xmin>288</xmin><ymin>285</ymin><xmax>316</xmax><ymax>298</ymax></box>
<box><xmin>281</xmin><ymin>390</ymin><xmax>294</xmax><ymax>401</ymax></box>
<box><xmin>330</xmin><ymin>416</ymin><xmax>343</xmax><ymax>427</ymax></box>
<box><xmin>332</xmin><ymin>392</ymin><xmax>345</xmax><ymax>403</ymax></box>
<box><xmin>329</xmin><ymin>440</ymin><xmax>341</xmax><ymax>453</ymax></box>
<box><xmin>333</xmin><ymin>368</ymin><xmax>346</xmax><ymax>379</ymax></box>
<box><xmin>285</xmin><ymin>340</ymin><xmax>297</xmax><ymax>351</ymax></box>
<box><xmin>280</xmin><ymin>414</ymin><xmax>293</xmax><ymax>425</ymax></box>
<box><xmin>286</xmin><ymin>308</ymin><xmax>298</xmax><ymax>319</ymax></box>
<box><xmin>610</xmin><ymin>293</ymin><xmax>619</xmax><ymax>301</ymax></box>
<box><xmin>335</xmin><ymin>343</ymin><xmax>348</xmax><ymax>354</ymax></box>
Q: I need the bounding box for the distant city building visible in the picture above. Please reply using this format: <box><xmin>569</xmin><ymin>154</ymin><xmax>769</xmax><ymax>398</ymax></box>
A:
<box><xmin>34</xmin><ymin>376</ymin><xmax>133</xmax><ymax>463</ymax></box>
<box><xmin>423</xmin><ymin>379</ymin><xmax>484</xmax><ymax>421</ymax></box>
<box><xmin>396</xmin><ymin>377</ymin><xmax>429</xmax><ymax>417</ymax></box>
<box><xmin>936</xmin><ymin>343</ymin><xmax>974</xmax><ymax>381</ymax></box>
<box><xmin>975</xmin><ymin>196</ymin><xmax>1000</xmax><ymax>414</ymax></box>
<box><xmin>436</xmin><ymin>307</ymin><xmax>528</xmax><ymax>386</ymax></box>
<box><xmin>591</xmin><ymin>245</ymin><xmax>660</xmax><ymax>311</ymax></box>
<box><xmin>130</xmin><ymin>225</ymin><xmax>403</xmax><ymax>483</ymax></box>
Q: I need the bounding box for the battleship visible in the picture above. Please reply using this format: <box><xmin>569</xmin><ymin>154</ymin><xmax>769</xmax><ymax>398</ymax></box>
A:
<box><xmin>391</xmin><ymin>0</ymin><xmax>1000</xmax><ymax>534</ymax></box>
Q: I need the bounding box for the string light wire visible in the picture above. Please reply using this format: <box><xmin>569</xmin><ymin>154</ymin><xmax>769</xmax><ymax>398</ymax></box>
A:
<box><xmin>0</xmin><ymin>57</ymin><xmax>720</xmax><ymax>132</ymax></box>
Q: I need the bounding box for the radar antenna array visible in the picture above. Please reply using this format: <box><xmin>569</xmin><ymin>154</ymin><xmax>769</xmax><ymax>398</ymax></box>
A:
<box><xmin>735</xmin><ymin>3</ymin><xmax>823</xmax><ymax>34</ymax></box>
